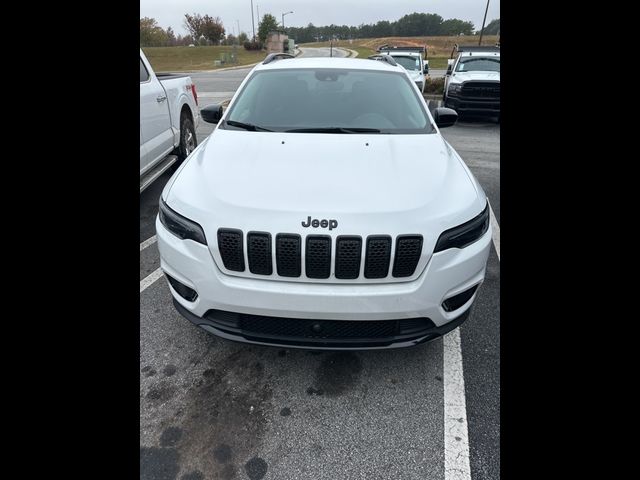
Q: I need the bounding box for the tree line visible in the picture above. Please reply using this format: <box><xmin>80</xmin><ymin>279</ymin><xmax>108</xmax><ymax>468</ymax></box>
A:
<box><xmin>141</xmin><ymin>12</ymin><xmax>492</xmax><ymax>48</ymax></box>
<box><xmin>284</xmin><ymin>13</ymin><xmax>476</xmax><ymax>43</ymax></box>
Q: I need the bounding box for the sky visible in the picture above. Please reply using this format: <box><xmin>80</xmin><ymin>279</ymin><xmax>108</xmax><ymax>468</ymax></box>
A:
<box><xmin>140</xmin><ymin>0</ymin><xmax>500</xmax><ymax>37</ymax></box>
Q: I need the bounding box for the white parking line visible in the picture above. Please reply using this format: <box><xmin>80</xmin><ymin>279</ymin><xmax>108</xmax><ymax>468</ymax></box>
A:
<box><xmin>444</xmin><ymin>328</ymin><xmax>472</xmax><ymax>480</ymax></box>
<box><xmin>444</xmin><ymin>203</ymin><xmax>500</xmax><ymax>480</ymax></box>
<box><xmin>140</xmin><ymin>267</ymin><xmax>164</xmax><ymax>293</ymax></box>
<box><xmin>140</xmin><ymin>235</ymin><xmax>157</xmax><ymax>252</ymax></box>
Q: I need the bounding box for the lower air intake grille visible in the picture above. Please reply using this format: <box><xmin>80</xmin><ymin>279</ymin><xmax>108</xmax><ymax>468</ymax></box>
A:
<box><xmin>392</xmin><ymin>235</ymin><xmax>423</xmax><ymax>277</ymax></box>
<box><xmin>364</xmin><ymin>236</ymin><xmax>392</xmax><ymax>279</ymax></box>
<box><xmin>305</xmin><ymin>236</ymin><xmax>331</xmax><ymax>279</ymax></box>
<box><xmin>276</xmin><ymin>234</ymin><xmax>301</xmax><ymax>277</ymax></box>
<box><xmin>335</xmin><ymin>236</ymin><xmax>362</xmax><ymax>279</ymax></box>
<box><xmin>247</xmin><ymin>232</ymin><xmax>272</xmax><ymax>275</ymax></box>
<box><xmin>239</xmin><ymin>315</ymin><xmax>397</xmax><ymax>339</ymax></box>
<box><xmin>217</xmin><ymin>229</ymin><xmax>245</xmax><ymax>272</ymax></box>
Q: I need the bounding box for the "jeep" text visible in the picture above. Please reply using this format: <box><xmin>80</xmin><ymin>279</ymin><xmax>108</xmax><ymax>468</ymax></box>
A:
<box><xmin>301</xmin><ymin>216</ymin><xmax>338</xmax><ymax>230</ymax></box>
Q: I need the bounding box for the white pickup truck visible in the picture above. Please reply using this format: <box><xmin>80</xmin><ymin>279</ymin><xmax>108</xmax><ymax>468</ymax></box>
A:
<box><xmin>443</xmin><ymin>45</ymin><xmax>500</xmax><ymax>117</ymax></box>
<box><xmin>140</xmin><ymin>49</ymin><xmax>200</xmax><ymax>192</ymax></box>
<box><xmin>377</xmin><ymin>45</ymin><xmax>429</xmax><ymax>93</ymax></box>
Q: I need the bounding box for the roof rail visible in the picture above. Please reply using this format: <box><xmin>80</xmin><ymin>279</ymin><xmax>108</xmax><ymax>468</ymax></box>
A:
<box><xmin>262</xmin><ymin>53</ymin><xmax>295</xmax><ymax>65</ymax></box>
<box><xmin>377</xmin><ymin>45</ymin><xmax>427</xmax><ymax>56</ymax></box>
<box><xmin>367</xmin><ymin>54</ymin><xmax>398</xmax><ymax>67</ymax></box>
<box><xmin>450</xmin><ymin>43</ymin><xmax>500</xmax><ymax>58</ymax></box>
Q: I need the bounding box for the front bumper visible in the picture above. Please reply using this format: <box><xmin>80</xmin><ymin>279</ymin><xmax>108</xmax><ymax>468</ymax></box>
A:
<box><xmin>445</xmin><ymin>95</ymin><xmax>500</xmax><ymax>113</ymax></box>
<box><xmin>156</xmin><ymin>216</ymin><xmax>491</xmax><ymax>349</ymax></box>
<box><xmin>173</xmin><ymin>298</ymin><xmax>471</xmax><ymax>350</ymax></box>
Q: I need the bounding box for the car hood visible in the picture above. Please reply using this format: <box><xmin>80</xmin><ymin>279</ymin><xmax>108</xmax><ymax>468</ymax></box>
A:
<box><xmin>165</xmin><ymin>129</ymin><xmax>486</xmax><ymax>277</ymax></box>
<box><xmin>450</xmin><ymin>71</ymin><xmax>500</xmax><ymax>84</ymax></box>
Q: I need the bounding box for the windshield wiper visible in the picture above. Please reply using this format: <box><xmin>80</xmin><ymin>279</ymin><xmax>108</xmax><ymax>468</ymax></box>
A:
<box><xmin>225</xmin><ymin>120</ymin><xmax>273</xmax><ymax>132</ymax></box>
<box><xmin>285</xmin><ymin>127</ymin><xmax>381</xmax><ymax>134</ymax></box>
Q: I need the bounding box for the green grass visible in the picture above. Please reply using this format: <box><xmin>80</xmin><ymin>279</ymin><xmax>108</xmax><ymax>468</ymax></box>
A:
<box><xmin>141</xmin><ymin>46</ymin><xmax>267</xmax><ymax>72</ymax></box>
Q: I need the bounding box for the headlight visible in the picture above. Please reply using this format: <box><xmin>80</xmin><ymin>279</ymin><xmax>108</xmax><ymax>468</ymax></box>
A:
<box><xmin>159</xmin><ymin>198</ymin><xmax>207</xmax><ymax>245</ymax></box>
<box><xmin>434</xmin><ymin>203</ymin><xmax>489</xmax><ymax>253</ymax></box>
<box><xmin>448</xmin><ymin>83</ymin><xmax>462</xmax><ymax>94</ymax></box>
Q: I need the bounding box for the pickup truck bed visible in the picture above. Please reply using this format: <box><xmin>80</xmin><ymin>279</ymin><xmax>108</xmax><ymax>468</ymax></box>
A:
<box><xmin>140</xmin><ymin>49</ymin><xmax>200</xmax><ymax>193</ymax></box>
<box><xmin>155</xmin><ymin>73</ymin><xmax>190</xmax><ymax>80</ymax></box>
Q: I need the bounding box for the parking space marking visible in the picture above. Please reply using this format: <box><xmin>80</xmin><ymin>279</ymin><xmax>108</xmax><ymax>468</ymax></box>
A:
<box><xmin>140</xmin><ymin>235</ymin><xmax>157</xmax><ymax>252</ymax></box>
<box><xmin>140</xmin><ymin>267</ymin><xmax>163</xmax><ymax>293</ymax></box>
<box><xmin>489</xmin><ymin>201</ymin><xmax>500</xmax><ymax>260</ymax></box>
<box><xmin>444</xmin><ymin>328</ymin><xmax>472</xmax><ymax>480</ymax></box>
<box><xmin>444</xmin><ymin>204</ymin><xmax>500</xmax><ymax>480</ymax></box>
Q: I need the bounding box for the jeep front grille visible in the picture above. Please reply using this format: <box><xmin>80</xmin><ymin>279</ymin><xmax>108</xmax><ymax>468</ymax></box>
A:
<box><xmin>216</xmin><ymin>229</ymin><xmax>423</xmax><ymax>281</ymax></box>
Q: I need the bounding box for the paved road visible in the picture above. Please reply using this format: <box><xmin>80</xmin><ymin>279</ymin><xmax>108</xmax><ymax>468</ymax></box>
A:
<box><xmin>298</xmin><ymin>46</ymin><xmax>349</xmax><ymax>58</ymax></box>
<box><xmin>140</xmin><ymin>47</ymin><xmax>499</xmax><ymax>480</ymax></box>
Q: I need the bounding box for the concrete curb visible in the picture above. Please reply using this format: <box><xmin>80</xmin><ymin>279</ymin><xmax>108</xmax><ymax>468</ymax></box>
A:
<box><xmin>342</xmin><ymin>48</ymin><xmax>359</xmax><ymax>58</ymax></box>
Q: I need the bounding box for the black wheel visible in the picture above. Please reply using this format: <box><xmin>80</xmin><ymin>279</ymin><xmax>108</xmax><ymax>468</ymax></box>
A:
<box><xmin>177</xmin><ymin>113</ymin><xmax>197</xmax><ymax>162</ymax></box>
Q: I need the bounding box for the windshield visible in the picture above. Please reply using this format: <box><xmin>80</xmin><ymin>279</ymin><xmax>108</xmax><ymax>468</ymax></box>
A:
<box><xmin>392</xmin><ymin>55</ymin><xmax>421</xmax><ymax>71</ymax></box>
<box><xmin>221</xmin><ymin>68</ymin><xmax>434</xmax><ymax>134</ymax></box>
<box><xmin>455</xmin><ymin>57</ymin><xmax>500</xmax><ymax>73</ymax></box>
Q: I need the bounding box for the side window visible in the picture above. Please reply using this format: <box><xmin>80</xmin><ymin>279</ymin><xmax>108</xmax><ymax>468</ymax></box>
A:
<box><xmin>140</xmin><ymin>58</ymin><xmax>150</xmax><ymax>83</ymax></box>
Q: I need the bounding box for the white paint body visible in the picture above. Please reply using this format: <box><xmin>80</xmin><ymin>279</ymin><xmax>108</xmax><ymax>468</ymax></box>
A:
<box><xmin>156</xmin><ymin>58</ymin><xmax>491</xmax><ymax>337</ymax></box>
<box><xmin>139</xmin><ymin>49</ymin><xmax>200</xmax><ymax>178</ymax></box>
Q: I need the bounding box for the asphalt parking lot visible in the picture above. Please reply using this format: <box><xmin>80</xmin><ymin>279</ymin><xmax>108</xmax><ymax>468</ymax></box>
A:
<box><xmin>140</xmin><ymin>50</ymin><xmax>500</xmax><ymax>480</ymax></box>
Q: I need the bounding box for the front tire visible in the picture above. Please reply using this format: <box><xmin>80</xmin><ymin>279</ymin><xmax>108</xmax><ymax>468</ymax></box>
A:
<box><xmin>177</xmin><ymin>114</ymin><xmax>197</xmax><ymax>162</ymax></box>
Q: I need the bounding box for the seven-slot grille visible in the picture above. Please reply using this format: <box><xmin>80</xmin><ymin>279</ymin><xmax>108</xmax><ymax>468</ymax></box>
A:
<box><xmin>217</xmin><ymin>229</ymin><xmax>423</xmax><ymax>280</ymax></box>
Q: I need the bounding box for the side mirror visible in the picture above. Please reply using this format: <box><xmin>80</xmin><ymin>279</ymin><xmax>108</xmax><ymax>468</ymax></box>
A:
<box><xmin>201</xmin><ymin>104</ymin><xmax>223</xmax><ymax>124</ymax></box>
<box><xmin>433</xmin><ymin>107</ymin><xmax>458</xmax><ymax>128</ymax></box>
<box><xmin>424</xmin><ymin>60</ymin><xmax>429</xmax><ymax>74</ymax></box>
<box><xmin>446</xmin><ymin>65</ymin><xmax>452</xmax><ymax>76</ymax></box>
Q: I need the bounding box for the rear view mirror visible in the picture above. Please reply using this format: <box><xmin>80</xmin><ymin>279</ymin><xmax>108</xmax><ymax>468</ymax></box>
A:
<box><xmin>433</xmin><ymin>107</ymin><xmax>458</xmax><ymax>128</ymax></box>
<box><xmin>201</xmin><ymin>104</ymin><xmax>223</xmax><ymax>124</ymax></box>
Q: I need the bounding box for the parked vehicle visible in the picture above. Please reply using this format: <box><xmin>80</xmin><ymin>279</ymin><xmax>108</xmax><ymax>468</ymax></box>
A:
<box><xmin>156</xmin><ymin>54</ymin><xmax>491</xmax><ymax>350</ymax></box>
<box><xmin>377</xmin><ymin>45</ymin><xmax>429</xmax><ymax>93</ymax></box>
<box><xmin>443</xmin><ymin>45</ymin><xmax>500</xmax><ymax>116</ymax></box>
<box><xmin>140</xmin><ymin>48</ymin><xmax>200</xmax><ymax>193</ymax></box>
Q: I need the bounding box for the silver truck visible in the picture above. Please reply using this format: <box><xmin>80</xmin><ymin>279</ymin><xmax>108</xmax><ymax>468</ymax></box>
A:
<box><xmin>140</xmin><ymin>48</ymin><xmax>200</xmax><ymax>193</ymax></box>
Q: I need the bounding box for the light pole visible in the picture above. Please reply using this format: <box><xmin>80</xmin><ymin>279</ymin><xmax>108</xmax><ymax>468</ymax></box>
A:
<box><xmin>250</xmin><ymin>0</ymin><xmax>256</xmax><ymax>41</ymax></box>
<box><xmin>478</xmin><ymin>0</ymin><xmax>490</xmax><ymax>46</ymax></box>
<box><xmin>281</xmin><ymin>11</ymin><xmax>293</xmax><ymax>30</ymax></box>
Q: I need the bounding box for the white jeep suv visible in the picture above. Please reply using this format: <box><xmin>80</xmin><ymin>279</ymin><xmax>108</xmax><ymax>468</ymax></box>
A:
<box><xmin>156</xmin><ymin>54</ymin><xmax>492</xmax><ymax>350</ymax></box>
